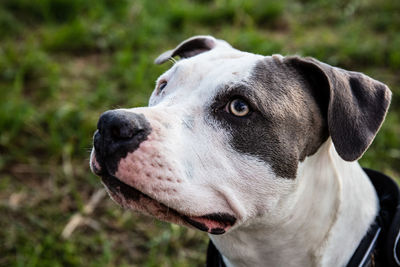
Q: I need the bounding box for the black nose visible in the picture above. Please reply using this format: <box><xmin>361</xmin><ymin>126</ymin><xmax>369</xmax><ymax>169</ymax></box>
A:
<box><xmin>94</xmin><ymin>110</ymin><xmax>151</xmax><ymax>174</ymax></box>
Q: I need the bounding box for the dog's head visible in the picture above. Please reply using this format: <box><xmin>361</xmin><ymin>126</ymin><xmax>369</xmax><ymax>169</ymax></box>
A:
<box><xmin>90</xmin><ymin>36</ymin><xmax>391</xmax><ymax>234</ymax></box>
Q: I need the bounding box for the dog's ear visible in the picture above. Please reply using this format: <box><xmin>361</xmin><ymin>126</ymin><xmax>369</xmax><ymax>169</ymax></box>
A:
<box><xmin>286</xmin><ymin>56</ymin><xmax>392</xmax><ymax>161</ymax></box>
<box><xmin>154</xmin><ymin>35</ymin><xmax>223</xmax><ymax>64</ymax></box>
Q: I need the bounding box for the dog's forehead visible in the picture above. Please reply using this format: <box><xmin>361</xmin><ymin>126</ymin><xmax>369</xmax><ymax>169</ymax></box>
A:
<box><xmin>153</xmin><ymin>48</ymin><xmax>266</xmax><ymax>104</ymax></box>
<box><xmin>176</xmin><ymin>48</ymin><xmax>262</xmax><ymax>78</ymax></box>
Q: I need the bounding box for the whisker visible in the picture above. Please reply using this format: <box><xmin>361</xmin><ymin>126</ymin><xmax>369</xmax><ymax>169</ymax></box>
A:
<box><xmin>168</xmin><ymin>57</ymin><xmax>177</xmax><ymax>64</ymax></box>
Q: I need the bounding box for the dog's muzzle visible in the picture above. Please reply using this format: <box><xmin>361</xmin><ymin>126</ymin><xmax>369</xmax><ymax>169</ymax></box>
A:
<box><xmin>91</xmin><ymin>110</ymin><xmax>237</xmax><ymax>234</ymax></box>
<box><xmin>93</xmin><ymin>110</ymin><xmax>152</xmax><ymax>175</ymax></box>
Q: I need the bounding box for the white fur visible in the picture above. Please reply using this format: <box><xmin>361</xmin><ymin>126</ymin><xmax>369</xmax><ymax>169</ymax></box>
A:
<box><xmin>211</xmin><ymin>140</ymin><xmax>378</xmax><ymax>267</ymax></box>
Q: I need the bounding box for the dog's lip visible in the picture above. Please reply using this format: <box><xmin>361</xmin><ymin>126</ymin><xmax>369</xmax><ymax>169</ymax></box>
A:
<box><xmin>182</xmin><ymin>213</ymin><xmax>236</xmax><ymax>234</ymax></box>
<box><xmin>101</xmin><ymin>174</ymin><xmax>236</xmax><ymax>234</ymax></box>
<box><xmin>91</xmin><ymin>162</ymin><xmax>103</xmax><ymax>176</ymax></box>
<box><xmin>90</xmin><ymin>150</ymin><xmax>104</xmax><ymax>176</ymax></box>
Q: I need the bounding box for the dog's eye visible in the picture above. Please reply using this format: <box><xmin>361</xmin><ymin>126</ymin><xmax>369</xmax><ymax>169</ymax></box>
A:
<box><xmin>228</xmin><ymin>98</ymin><xmax>250</xmax><ymax>117</ymax></box>
<box><xmin>158</xmin><ymin>81</ymin><xmax>167</xmax><ymax>92</ymax></box>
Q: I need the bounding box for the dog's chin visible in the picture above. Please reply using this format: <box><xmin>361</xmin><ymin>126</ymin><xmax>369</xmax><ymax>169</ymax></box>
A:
<box><xmin>100</xmin><ymin>174</ymin><xmax>236</xmax><ymax>235</ymax></box>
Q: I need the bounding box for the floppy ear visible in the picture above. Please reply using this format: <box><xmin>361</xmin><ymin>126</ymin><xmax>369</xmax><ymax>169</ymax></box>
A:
<box><xmin>286</xmin><ymin>56</ymin><xmax>392</xmax><ymax>161</ymax></box>
<box><xmin>154</xmin><ymin>35</ymin><xmax>222</xmax><ymax>64</ymax></box>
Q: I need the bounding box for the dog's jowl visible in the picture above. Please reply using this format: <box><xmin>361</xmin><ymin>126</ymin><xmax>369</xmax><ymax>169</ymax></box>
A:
<box><xmin>91</xmin><ymin>36</ymin><xmax>400</xmax><ymax>267</ymax></box>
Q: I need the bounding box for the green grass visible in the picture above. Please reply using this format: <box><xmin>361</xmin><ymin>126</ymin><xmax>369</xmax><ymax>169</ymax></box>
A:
<box><xmin>0</xmin><ymin>0</ymin><xmax>399</xmax><ymax>266</ymax></box>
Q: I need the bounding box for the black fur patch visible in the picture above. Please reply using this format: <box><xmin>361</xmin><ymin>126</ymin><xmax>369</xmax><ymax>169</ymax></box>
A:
<box><xmin>211</xmin><ymin>57</ymin><xmax>329</xmax><ymax>178</ymax></box>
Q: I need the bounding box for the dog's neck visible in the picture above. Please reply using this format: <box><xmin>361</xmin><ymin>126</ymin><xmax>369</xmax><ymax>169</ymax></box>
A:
<box><xmin>210</xmin><ymin>140</ymin><xmax>379</xmax><ymax>267</ymax></box>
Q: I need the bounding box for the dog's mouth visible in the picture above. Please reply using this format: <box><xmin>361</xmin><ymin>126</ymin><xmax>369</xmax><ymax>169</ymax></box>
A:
<box><xmin>101</xmin><ymin>174</ymin><xmax>236</xmax><ymax>234</ymax></box>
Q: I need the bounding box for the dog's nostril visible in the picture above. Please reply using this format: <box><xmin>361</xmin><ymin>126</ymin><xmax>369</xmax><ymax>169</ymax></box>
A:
<box><xmin>111</xmin><ymin>125</ymin><xmax>131</xmax><ymax>140</ymax></box>
<box><xmin>110</xmin><ymin>124</ymin><xmax>141</xmax><ymax>141</ymax></box>
<box><xmin>111</xmin><ymin>126</ymin><xmax>120</xmax><ymax>139</ymax></box>
<box><xmin>110</xmin><ymin>119</ymin><xmax>139</xmax><ymax>141</ymax></box>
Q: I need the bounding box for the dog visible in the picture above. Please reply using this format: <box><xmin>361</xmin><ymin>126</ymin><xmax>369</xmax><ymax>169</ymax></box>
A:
<box><xmin>90</xmin><ymin>36</ymin><xmax>396</xmax><ymax>266</ymax></box>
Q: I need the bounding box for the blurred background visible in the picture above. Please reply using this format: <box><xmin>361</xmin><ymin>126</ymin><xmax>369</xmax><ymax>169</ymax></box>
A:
<box><xmin>0</xmin><ymin>0</ymin><xmax>399</xmax><ymax>266</ymax></box>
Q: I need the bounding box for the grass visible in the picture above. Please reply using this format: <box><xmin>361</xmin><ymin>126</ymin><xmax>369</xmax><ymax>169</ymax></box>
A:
<box><xmin>0</xmin><ymin>0</ymin><xmax>399</xmax><ymax>266</ymax></box>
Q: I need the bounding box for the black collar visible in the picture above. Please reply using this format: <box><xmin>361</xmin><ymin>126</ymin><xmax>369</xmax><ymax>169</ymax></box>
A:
<box><xmin>206</xmin><ymin>168</ymin><xmax>400</xmax><ymax>267</ymax></box>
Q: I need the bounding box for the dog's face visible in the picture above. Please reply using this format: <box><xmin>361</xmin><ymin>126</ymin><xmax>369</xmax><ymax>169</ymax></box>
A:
<box><xmin>90</xmin><ymin>36</ymin><xmax>391</xmax><ymax>235</ymax></box>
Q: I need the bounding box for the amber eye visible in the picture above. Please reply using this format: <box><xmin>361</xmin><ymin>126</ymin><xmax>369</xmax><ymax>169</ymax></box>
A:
<box><xmin>158</xmin><ymin>81</ymin><xmax>167</xmax><ymax>92</ymax></box>
<box><xmin>228</xmin><ymin>98</ymin><xmax>250</xmax><ymax>117</ymax></box>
